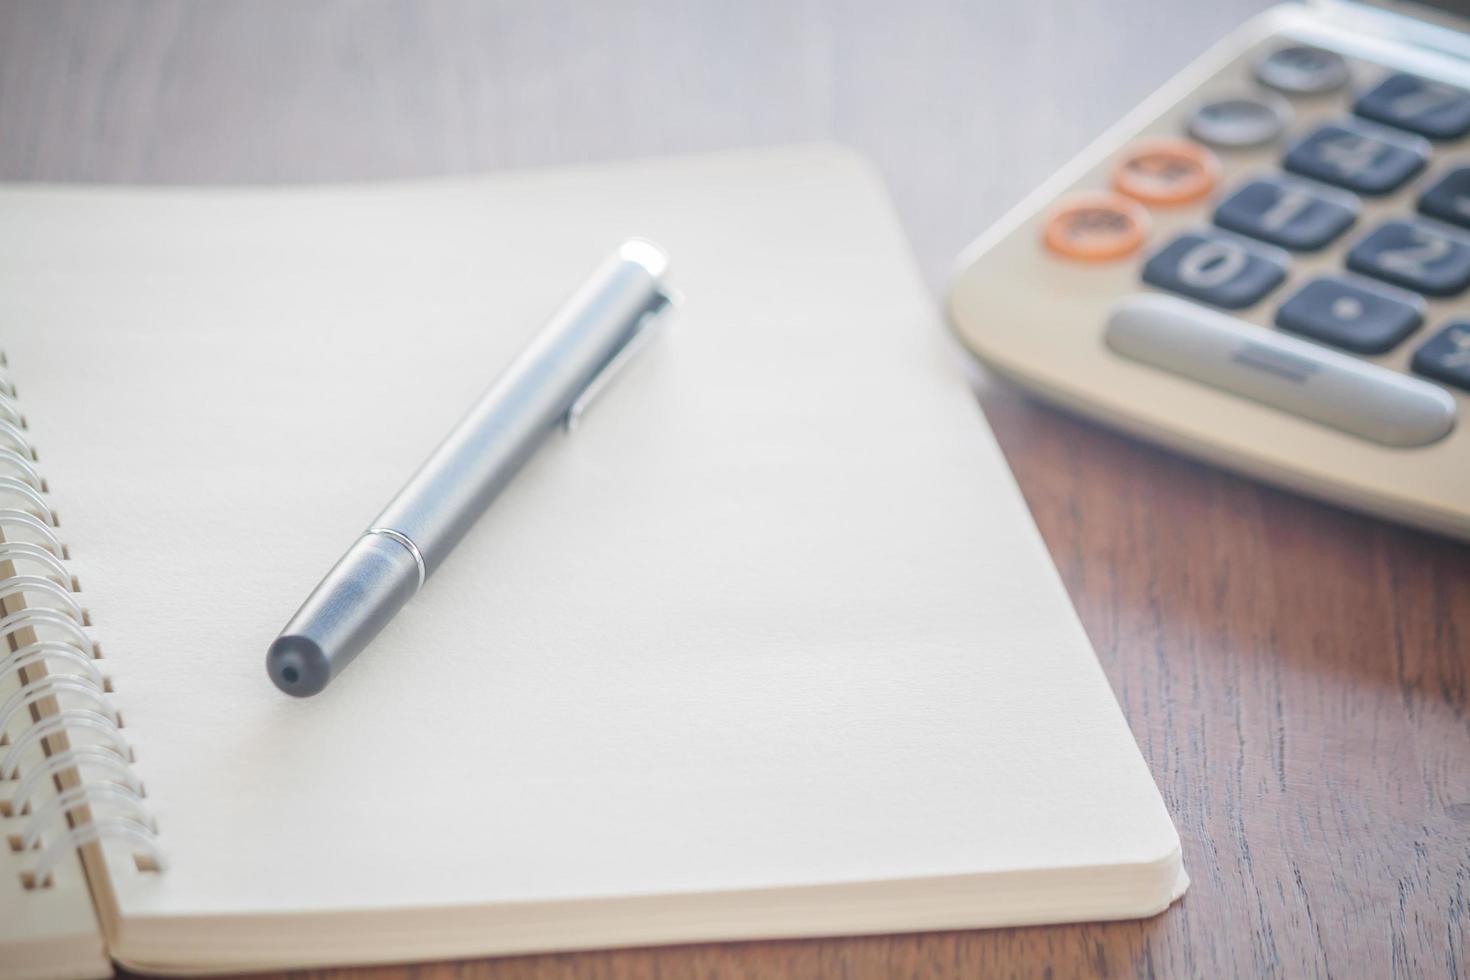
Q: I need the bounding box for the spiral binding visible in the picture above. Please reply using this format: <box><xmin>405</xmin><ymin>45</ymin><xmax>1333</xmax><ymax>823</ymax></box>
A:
<box><xmin>0</xmin><ymin>359</ymin><xmax>162</xmax><ymax>889</ymax></box>
<box><xmin>0</xmin><ymin>448</ymin><xmax>44</xmax><ymax>491</ymax></box>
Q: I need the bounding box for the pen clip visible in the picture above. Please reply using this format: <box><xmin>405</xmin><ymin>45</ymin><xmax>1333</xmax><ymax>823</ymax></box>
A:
<box><xmin>563</xmin><ymin>286</ymin><xmax>679</xmax><ymax>433</ymax></box>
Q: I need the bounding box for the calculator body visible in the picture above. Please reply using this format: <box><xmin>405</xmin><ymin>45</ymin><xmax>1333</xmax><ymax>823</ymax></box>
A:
<box><xmin>948</xmin><ymin>1</ymin><xmax>1470</xmax><ymax>540</ymax></box>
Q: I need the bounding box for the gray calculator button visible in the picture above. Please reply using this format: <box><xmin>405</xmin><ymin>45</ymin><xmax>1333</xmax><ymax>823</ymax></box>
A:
<box><xmin>1213</xmin><ymin>177</ymin><xmax>1357</xmax><ymax>251</ymax></box>
<box><xmin>1418</xmin><ymin>166</ymin><xmax>1470</xmax><ymax>231</ymax></box>
<box><xmin>1355</xmin><ymin>72</ymin><xmax>1470</xmax><ymax>140</ymax></box>
<box><xmin>1282</xmin><ymin>121</ymin><xmax>1428</xmax><ymax>196</ymax></box>
<box><xmin>1141</xmin><ymin>231</ymin><xmax>1288</xmax><ymax>309</ymax></box>
<box><xmin>1346</xmin><ymin>220</ymin><xmax>1470</xmax><ymax>298</ymax></box>
<box><xmin>1412</xmin><ymin>321</ymin><xmax>1470</xmax><ymax>392</ymax></box>
<box><xmin>1275</xmin><ymin>276</ymin><xmax>1424</xmax><ymax>354</ymax></box>
<box><xmin>1255</xmin><ymin>45</ymin><xmax>1350</xmax><ymax>95</ymax></box>
<box><xmin>1106</xmin><ymin>294</ymin><xmax>1456</xmax><ymax>447</ymax></box>
<box><xmin>1188</xmin><ymin>94</ymin><xmax>1290</xmax><ymax>148</ymax></box>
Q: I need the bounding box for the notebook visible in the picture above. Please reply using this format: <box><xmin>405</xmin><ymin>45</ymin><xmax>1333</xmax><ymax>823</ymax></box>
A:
<box><xmin>0</xmin><ymin>144</ymin><xmax>1186</xmax><ymax>978</ymax></box>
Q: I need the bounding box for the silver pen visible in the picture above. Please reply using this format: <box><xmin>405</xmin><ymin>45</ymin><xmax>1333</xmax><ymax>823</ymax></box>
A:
<box><xmin>267</xmin><ymin>240</ymin><xmax>675</xmax><ymax>696</ymax></box>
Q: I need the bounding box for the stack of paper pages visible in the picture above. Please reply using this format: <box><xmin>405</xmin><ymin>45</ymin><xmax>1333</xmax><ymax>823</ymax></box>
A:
<box><xmin>0</xmin><ymin>145</ymin><xmax>1185</xmax><ymax>978</ymax></box>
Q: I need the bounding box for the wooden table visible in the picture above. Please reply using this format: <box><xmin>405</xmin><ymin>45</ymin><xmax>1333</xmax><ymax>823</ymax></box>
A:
<box><xmin>3</xmin><ymin>2</ymin><xmax>1467</xmax><ymax>976</ymax></box>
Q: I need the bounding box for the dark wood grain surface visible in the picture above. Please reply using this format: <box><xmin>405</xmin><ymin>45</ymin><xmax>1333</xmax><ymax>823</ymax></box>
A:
<box><xmin>2</xmin><ymin>2</ymin><xmax>1467</xmax><ymax>977</ymax></box>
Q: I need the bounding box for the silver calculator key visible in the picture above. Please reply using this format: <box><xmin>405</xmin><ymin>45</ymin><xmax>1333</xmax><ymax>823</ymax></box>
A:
<box><xmin>1106</xmin><ymin>294</ymin><xmax>1456</xmax><ymax>447</ymax></box>
<box><xmin>1189</xmin><ymin>94</ymin><xmax>1291</xmax><ymax>148</ymax></box>
<box><xmin>1255</xmin><ymin>45</ymin><xmax>1350</xmax><ymax>95</ymax></box>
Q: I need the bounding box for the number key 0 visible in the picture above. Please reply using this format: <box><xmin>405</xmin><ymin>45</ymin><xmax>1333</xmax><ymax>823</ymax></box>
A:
<box><xmin>1142</xmin><ymin>231</ymin><xmax>1288</xmax><ymax>309</ymax></box>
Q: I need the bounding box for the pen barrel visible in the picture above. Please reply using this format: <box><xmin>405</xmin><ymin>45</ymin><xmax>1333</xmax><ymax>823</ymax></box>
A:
<box><xmin>373</xmin><ymin>244</ymin><xmax>669</xmax><ymax>576</ymax></box>
<box><xmin>268</xmin><ymin>241</ymin><xmax>670</xmax><ymax>697</ymax></box>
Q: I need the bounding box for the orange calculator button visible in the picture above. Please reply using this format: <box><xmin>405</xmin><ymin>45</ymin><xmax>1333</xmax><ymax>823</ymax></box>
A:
<box><xmin>1042</xmin><ymin>193</ymin><xmax>1150</xmax><ymax>261</ymax></box>
<box><xmin>1112</xmin><ymin>139</ymin><xmax>1220</xmax><ymax>206</ymax></box>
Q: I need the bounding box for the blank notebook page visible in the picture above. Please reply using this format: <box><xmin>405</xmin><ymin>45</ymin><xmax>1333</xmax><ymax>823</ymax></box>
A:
<box><xmin>0</xmin><ymin>145</ymin><xmax>1182</xmax><ymax>965</ymax></box>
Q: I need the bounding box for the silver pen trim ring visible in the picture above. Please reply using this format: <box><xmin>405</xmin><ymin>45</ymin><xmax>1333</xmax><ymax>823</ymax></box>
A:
<box><xmin>366</xmin><ymin>527</ymin><xmax>426</xmax><ymax>591</ymax></box>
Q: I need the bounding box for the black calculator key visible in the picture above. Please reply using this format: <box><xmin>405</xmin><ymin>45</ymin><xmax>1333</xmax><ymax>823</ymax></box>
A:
<box><xmin>1255</xmin><ymin>45</ymin><xmax>1350</xmax><ymax>95</ymax></box>
<box><xmin>1346</xmin><ymin>220</ymin><xmax>1470</xmax><ymax>298</ymax></box>
<box><xmin>1275</xmin><ymin>276</ymin><xmax>1424</xmax><ymax>354</ymax></box>
<box><xmin>1355</xmin><ymin>73</ymin><xmax>1470</xmax><ymax>140</ymax></box>
<box><xmin>1411</xmin><ymin>321</ymin><xmax>1470</xmax><ymax>392</ymax></box>
<box><xmin>1418</xmin><ymin>166</ymin><xmax>1470</xmax><ymax>231</ymax></box>
<box><xmin>1282</xmin><ymin>122</ymin><xmax>1428</xmax><ymax>195</ymax></box>
<box><xmin>1213</xmin><ymin>177</ymin><xmax>1357</xmax><ymax>251</ymax></box>
<box><xmin>1142</xmin><ymin>231</ymin><xmax>1288</xmax><ymax>310</ymax></box>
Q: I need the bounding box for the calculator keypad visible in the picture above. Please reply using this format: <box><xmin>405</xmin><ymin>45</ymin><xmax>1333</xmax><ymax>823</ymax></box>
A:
<box><xmin>1282</xmin><ymin>121</ymin><xmax>1428</xmax><ymax>195</ymax></box>
<box><xmin>1354</xmin><ymin>73</ymin><xmax>1470</xmax><ymax>141</ymax></box>
<box><xmin>1274</xmin><ymin>276</ymin><xmax>1424</xmax><ymax>354</ymax></box>
<box><xmin>1213</xmin><ymin>177</ymin><xmax>1357</xmax><ymax>251</ymax></box>
<box><xmin>1141</xmin><ymin>231</ymin><xmax>1287</xmax><ymax>309</ymax></box>
<box><xmin>1346</xmin><ymin>220</ymin><xmax>1470</xmax><ymax>298</ymax></box>
<box><xmin>948</xmin><ymin>23</ymin><xmax>1470</xmax><ymax>535</ymax></box>
<box><xmin>1418</xmin><ymin>166</ymin><xmax>1470</xmax><ymax>230</ymax></box>
<box><xmin>1035</xmin><ymin>42</ymin><xmax>1470</xmax><ymax>446</ymax></box>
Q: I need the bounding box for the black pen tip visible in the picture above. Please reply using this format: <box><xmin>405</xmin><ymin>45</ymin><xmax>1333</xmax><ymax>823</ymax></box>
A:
<box><xmin>267</xmin><ymin>635</ymin><xmax>331</xmax><ymax>697</ymax></box>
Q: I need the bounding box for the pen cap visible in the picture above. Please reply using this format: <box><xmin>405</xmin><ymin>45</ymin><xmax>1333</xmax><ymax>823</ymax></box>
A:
<box><xmin>267</xmin><ymin>533</ymin><xmax>420</xmax><ymax>696</ymax></box>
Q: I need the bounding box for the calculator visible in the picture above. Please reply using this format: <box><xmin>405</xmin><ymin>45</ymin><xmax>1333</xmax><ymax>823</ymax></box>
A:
<box><xmin>947</xmin><ymin>1</ymin><xmax>1470</xmax><ymax>540</ymax></box>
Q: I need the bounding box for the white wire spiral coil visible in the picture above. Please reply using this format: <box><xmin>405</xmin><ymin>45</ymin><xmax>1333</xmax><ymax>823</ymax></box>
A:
<box><xmin>0</xmin><ymin>362</ymin><xmax>162</xmax><ymax>888</ymax></box>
